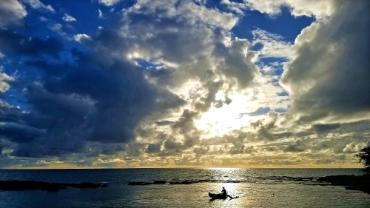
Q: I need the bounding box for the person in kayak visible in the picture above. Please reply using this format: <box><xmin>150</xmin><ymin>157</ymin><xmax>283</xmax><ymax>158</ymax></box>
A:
<box><xmin>221</xmin><ymin>187</ymin><xmax>227</xmax><ymax>197</ymax></box>
<box><xmin>209</xmin><ymin>187</ymin><xmax>238</xmax><ymax>200</ymax></box>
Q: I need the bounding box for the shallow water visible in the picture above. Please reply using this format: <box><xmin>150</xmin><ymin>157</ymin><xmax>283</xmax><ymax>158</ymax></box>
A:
<box><xmin>0</xmin><ymin>168</ymin><xmax>369</xmax><ymax>208</ymax></box>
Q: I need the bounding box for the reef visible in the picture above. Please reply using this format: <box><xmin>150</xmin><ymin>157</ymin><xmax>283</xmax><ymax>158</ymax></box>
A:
<box><xmin>0</xmin><ymin>180</ymin><xmax>107</xmax><ymax>191</ymax></box>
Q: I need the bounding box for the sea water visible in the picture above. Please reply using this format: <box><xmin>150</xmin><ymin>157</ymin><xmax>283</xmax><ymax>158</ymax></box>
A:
<box><xmin>0</xmin><ymin>168</ymin><xmax>369</xmax><ymax>208</ymax></box>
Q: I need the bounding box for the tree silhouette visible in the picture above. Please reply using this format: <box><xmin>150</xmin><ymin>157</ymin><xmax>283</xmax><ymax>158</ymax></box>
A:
<box><xmin>357</xmin><ymin>145</ymin><xmax>370</xmax><ymax>174</ymax></box>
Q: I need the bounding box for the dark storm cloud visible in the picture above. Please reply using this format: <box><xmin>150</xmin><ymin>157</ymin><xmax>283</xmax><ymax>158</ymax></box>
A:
<box><xmin>9</xmin><ymin>51</ymin><xmax>183</xmax><ymax>157</ymax></box>
<box><xmin>0</xmin><ymin>25</ymin><xmax>184</xmax><ymax>159</ymax></box>
<box><xmin>0</xmin><ymin>105</ymin><xmax>23</xmax><ymax>123</ymax></box>
<box><xmin>0</xmin><ymin>29</ymin><xmax>63</xmax><ymax>57</ymax></box>
<box><xmin>281</xmin><ymin>0</ymin><xmax>370</xmax><ymax>123</ymax></box>
<box><xmin>25</xmin><ymin>60</ymin><xmax>72</xmax><ymax>76</ymax></box>
<box><xmin>0</xmin><ymin>122</ymin><xmax>44</xmax><ymax>143</ymax></box>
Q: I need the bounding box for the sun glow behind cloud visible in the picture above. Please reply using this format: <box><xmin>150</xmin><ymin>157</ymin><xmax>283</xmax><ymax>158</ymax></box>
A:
<box><xmin>169</xmin><ymin>78</ymin><xmax>263</xmax><ymax>137</ymax></box>
<box><xmin>195</xmin><ymin>92</ymin><xmax>260</xmax><ymax>137</ymax></box>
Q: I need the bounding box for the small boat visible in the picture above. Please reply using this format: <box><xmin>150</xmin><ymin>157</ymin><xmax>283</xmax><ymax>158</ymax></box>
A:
<box><xmin>208</xmin><ymin>192</ymin><xmax>227</xmax><ymax>200</ymax></box>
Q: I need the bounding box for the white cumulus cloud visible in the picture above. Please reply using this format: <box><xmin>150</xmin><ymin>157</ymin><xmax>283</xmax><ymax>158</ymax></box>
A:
<box><xmin>0</xmin><ymin>0</ymin><xmax>27</xmax><ymax>27</ymax></box>
<box><xmin>62</xmin><ymin>13</ymin><xmax>77</xmax><ymax>22</ymax></box>
<box><xmin>22</xmin><ymin>0</ymin><xmax>55</xmax><ymax>13</ymax></box>
<box><xmin>73</xmin><ymin>33</ymin><xmax>91</xmax><ymax>42</ymax></box>
<box><xmin>98</xmin><ymin>0</ymin><xmax>121</xmax><ymax>7</ymax></box>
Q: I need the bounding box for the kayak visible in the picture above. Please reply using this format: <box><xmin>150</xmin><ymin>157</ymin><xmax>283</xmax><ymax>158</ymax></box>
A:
<box><xmin>208</xmin><ymin>192</ymin><xmax>227</xmax><ymax>199</ymax></box>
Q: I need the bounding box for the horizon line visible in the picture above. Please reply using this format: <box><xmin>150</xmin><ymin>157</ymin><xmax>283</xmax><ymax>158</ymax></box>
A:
<box><xmin>1</xmin><ymin>167</ymin><xmax>364</xmax><ymax>170</ymax></box>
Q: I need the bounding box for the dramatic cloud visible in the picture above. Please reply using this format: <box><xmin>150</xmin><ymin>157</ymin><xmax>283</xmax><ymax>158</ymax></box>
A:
<box><xmin>0</xmin><ymin>2</ymin><xmax>184</xmax><ymax>158</ymax></box>
<box><xmin>0</xmin><ymin>0</ymin><xmax>368</xmax><ymax>168</ymax></box>
<box><xmin>281</xmin><ymin>0</ymin><xmax>370</xmax><ymax>124</ymax></box>
<box><xmin>5</xmin><ymin>48</ymin><xmax>183</xmax><ymax>157</ymax></box>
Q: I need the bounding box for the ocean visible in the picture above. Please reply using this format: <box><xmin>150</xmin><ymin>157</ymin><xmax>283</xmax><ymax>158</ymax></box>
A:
<box><xmin>0</xmin><ymin>168</ymin><xmax>369</xmax><ymax>208</ymax></box>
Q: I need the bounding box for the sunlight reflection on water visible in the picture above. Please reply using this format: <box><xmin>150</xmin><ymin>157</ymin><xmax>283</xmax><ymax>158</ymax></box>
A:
<box><xmin>206</xmin><ymin>168</ymin><xmax>252</xmax><ymax>207</ymax></box>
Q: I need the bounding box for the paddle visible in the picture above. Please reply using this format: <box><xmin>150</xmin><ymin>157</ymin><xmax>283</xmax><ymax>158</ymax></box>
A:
<box><xmin>227</xmin><ymin>195</ymin><xmax>239</xmax><ymax>200</ymax></box>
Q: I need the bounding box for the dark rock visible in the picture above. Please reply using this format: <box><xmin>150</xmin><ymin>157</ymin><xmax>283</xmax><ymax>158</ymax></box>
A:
<box><xmin>153</xmin><ymin>180</ymin><xmax>167</xmax><ymax>184</ymax></box>
<box><xmin>127</xmin><ymin>181</ymin><xmax>152</xmax><ymax>185</ymax></box>
<box><xmin>0</xmin><ymin>180</ymin><xmax>107</xmax><ymax>192</ymax></box>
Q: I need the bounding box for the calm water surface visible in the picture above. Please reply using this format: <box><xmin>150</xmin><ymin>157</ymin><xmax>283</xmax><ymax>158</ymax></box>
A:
<box><xmin>0</xmin><ymin>168</ymin><xmax>369</xmax><ymax>208</ymax></box>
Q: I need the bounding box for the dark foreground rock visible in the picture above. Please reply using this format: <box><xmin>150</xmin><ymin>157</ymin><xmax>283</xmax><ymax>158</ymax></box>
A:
<box><xmin>0</xmin><ymin>180</ymin><xmax>108</xmax><ymax>191</ymax></box>
<box><xmin>317</xmin><ymin>175</ymin><xmax>370</xmax><ymax>194</ymax></box>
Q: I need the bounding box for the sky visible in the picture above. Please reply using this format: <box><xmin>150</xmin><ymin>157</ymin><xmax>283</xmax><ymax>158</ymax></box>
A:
<box><xmin>0</xmin><ymin>0</ymin><xmax>369</xmax><ymax>169</ymax></box>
